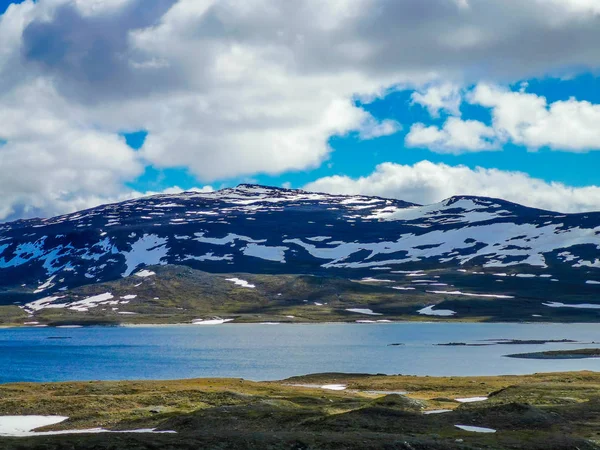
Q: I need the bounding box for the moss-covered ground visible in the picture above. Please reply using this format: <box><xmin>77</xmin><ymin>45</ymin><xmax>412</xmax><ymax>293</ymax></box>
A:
<box><xmin>1</xmin><ymin>371</ymin><xmax>600</xmax><ymax>449</ymax></box>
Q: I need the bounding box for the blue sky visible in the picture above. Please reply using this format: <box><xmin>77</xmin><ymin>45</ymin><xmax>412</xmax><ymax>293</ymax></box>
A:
<box><xmin>0</xmin><ymin>0</ymin><xmax>21</xmax><ymax>14</ymax></box>
<box><xmin>1</xmin><ymin>0</ymin><xmax>600</xmax><ymax>219</ymax></box>
<box><xmin>125</xmin><ymin>73</ymin><xmax>600</xmax><ymax>191</ymax></box>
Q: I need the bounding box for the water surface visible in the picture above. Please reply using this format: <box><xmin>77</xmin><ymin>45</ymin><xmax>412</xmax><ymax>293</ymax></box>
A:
<box><xmin>1</xmin><ymin>323</ymin><xmax>599</xmax><ymax>383</ymax></box>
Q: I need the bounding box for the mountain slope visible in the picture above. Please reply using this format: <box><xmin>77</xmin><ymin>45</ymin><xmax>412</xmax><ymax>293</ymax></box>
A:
<box><xmin>0</xmin><ymin>184</ymin><xmax>598</xmax><ymax>323</ymax></box>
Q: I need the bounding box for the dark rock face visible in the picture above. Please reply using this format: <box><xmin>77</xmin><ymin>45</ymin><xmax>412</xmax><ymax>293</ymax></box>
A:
<box><xmin>0</xmin><ymin>184</ymin><xmax>598</xmax><ymax>301</ymax></box>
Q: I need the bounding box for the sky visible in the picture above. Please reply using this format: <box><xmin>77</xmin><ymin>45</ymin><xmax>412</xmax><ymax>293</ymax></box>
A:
<box><xmin>1</xmin><ymin>0</ymin><xmax>600</xmax><ymax>221</ymax></box>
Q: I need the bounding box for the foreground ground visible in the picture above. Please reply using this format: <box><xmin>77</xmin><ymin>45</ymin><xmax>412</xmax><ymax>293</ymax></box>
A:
<box><xmin>1</xmin><ymin>372</ymin><xmax>600</xmax><ymax>449</ymax></box>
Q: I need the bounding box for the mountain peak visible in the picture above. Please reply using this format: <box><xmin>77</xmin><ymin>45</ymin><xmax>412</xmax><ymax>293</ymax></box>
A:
<box><xmin>0</xmin><ymin>181</ymin><xmax>598</xmax><ymax>306</ymax></box>
<box><xmin>234</xmin><ymin>183</ymin><xmax>289</xmax><ymax>193</ymax></box>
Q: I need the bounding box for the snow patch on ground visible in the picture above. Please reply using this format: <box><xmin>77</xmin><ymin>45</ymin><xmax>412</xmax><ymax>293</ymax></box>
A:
<box><xmin>0</xmin><ymin>416</ymin><xmax>68</xmax><ymax>436</ymax></box>
<box><xmin>68</xmin><ymin>293</ymin><xmax>115</xmax><ymax>312</ymax></box>
<box><xmin>192</xmin><ymin>318</ymin><xmax>234</xmax><ymax>325</ymax></box>
<box><xmin>25</xmin><ymin>292</ymin><xmax>135</xmax><ymax>313</ymax></box>
<box><xmin>226</xmin><ymin>278</ymin><xmax>255</xmax><ymax>289</ymax></box>
<box><xmin>418</xmin><ymin>305</ymin><xmax>457</xmax><ymax>317</ymax></box>
<box><xmin>456</xmin><ymin>397</ymin><xmax>488</xmax><ymax>403</ymax></box>
<box><xmin>0</xmin><ymin>415</ymin><xmax>175</xmax><ymax>437</ymax></box>
<box><xmin>321</xmin><ymin>384</ymin><xmax>347</xmax><ymax>391</ymax></box>
<box><xmin>543</xmin><ymin>301</ymin><xmax>600</xmax><ymax>309</ymax></box>
<box><xmin>356</xmin><ymin>319</ymin><xmax>392</xmax><ymax>323</ymax></box>
<box><xmin>25</xmin><ymin>296</ymin><xmax>68</xmax><ymax>312</ymax></box>
<box><xmin>346</xmin><ymin>308</ymin><xmax>382</xmax><ymax>316</ymax></box>
<box><xmin>455</xmin><ymin>425</ymin><xmax>496</xmax><ymax>433</ymax></box>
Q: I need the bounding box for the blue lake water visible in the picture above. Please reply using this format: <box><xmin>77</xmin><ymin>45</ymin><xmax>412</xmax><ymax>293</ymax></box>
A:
<box><xmin>0</xmin><ymin>323</ymin><xmax>599</xmax><ymax>383</ymax></box>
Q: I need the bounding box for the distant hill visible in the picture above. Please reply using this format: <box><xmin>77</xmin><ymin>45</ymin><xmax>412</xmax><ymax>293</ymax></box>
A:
<box><xmin>0</xmin><ymin>184</ymin><xmax>598</xmax><ymax>325</ymax></box>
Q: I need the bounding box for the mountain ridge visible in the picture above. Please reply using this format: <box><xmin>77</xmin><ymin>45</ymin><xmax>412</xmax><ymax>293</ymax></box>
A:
<box><xmin>4</xmin><ymin>183</ymin><xmax>597</xmax><ymax>228</ymax></box>
<box><xmin>0</xmin><ymin>184</ymin><xmax>598</xmax><ymax>324</ymax></box>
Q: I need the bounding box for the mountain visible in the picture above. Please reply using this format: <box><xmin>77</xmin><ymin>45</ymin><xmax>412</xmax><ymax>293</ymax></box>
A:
<box><xmin>0</xmin><ymin>184</ymin><xmax>599</xmax><ymax>325</ymax></box>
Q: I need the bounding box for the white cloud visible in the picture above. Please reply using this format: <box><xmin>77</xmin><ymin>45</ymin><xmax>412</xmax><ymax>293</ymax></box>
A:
<box><xmin>0</xmin><ymin>80</ymin><xmax>144</xmax><ymax>220</ymax></box>
<box><xmin>407</xmin><ymin>84</ymin><xmax>600</xmax><ymax>153</ymax></box>
<box><xmin>304</xmin><ymin>161</ymin><xmax>600</xmax><ymax>213</ymax></box>
<box><xmin>411</xmin><ymin>83</ymin><xmax>462</xmax><ymax>117</ymax></box>
<box><xmin>1</xmin><ymin>0</ymin><xmax>600</xmax><ymax>219</ymax></box>
<box><xmin>406</xmin><ymin>118</ymin><xmax>497</xmax><ymax>153</ymax></box>
<box><xmin>470</xmin><ymin>84</ymin><xmax>600</xmax><ymax>151</ymax></box>
<box><xmin>358</xmin><ymin>118</ymin><xmax>402</xmax><ymax>140</ymax></box>
<box><xmin>541</xmin><ymin>0</ymin><xmax>600</xmax><ymax>15</ymax></box>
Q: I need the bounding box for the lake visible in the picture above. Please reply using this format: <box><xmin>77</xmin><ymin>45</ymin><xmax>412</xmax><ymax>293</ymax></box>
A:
<box><xmin>1</xmin><ymin>323</ymin><xmax>599</xmax><ymax>383</ymax></box>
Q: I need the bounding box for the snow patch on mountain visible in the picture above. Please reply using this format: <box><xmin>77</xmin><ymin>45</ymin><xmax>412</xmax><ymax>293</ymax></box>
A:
<box><xmin>122</xmin><ymin>235</ymin><xmax>168</xmax><ymax>277</ymax></box>
<box><xmin>306</xmin><ymin>236</ymin><xmax>332</xmax><ymax>242</ymax></box>
<box><xmin>194</xmin><ymin>232</ymin><xmax>265</xmax><ymax>245</ymax></box>
<box><xmin>34</xmin><ymin>275</ymin><xmax>57</xmax><ymax>293</ymax></box>
<box><xmin>0</xmin><ymin>185</ymin><xmax>598</xmax><ymax>296</ymax></box>
<box><xmin>243</xmin><ymin>243</ymin><xmax>287</xmax><ymax>263</ymax></box>
<box><xmin>183</xmin><ymin>253</ymin><xmax>233</xmax><ymax>262</ymax></box>
<box><xmin>286</xmin><ymin>222</ymin><xmax>598</xmax><ymax>270</ymax></box>
<box><xmin>426</xmin><ymin>290</ymin><xmax>515</xmax><ymax>299</ymax></box>
<box><xmin>24</xmin><ymin>292</ymin><xmax>133</xmax><ymax>313</ymax></box>
<box><xmin>134</xmin><ymin>269</ymin><xmax>156</xmax><ymax>278</ymax></box>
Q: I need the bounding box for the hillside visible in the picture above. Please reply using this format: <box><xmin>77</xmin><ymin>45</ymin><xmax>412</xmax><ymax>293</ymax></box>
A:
<box><xmin>0</xmin><ymin>185</ymin><xmax>598</xmax><ymax>325</ymax></box>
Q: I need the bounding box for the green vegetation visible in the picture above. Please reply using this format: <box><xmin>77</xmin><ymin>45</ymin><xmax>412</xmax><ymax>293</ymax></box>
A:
<box><xmin>6</xmin><ymin>264</ymin><xmax>600</xmax><ymax>327</ymax></box>
<box><xmin>1</xmin><ymin>372</ymin><xmax>600</xmax><ymax>449</ymax></box>
<box><xmin>0</xmin><ymin>305</ymin><xmax>28</xmax><ymax>326</ymax></box>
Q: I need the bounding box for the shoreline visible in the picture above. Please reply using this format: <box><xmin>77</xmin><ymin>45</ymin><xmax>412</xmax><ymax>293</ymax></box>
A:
<box><xmin>2</xmin><ymin>319</ymin><xmax>599</xmax><ymax>329</ymax></box>
<box><xmin>0</xmin><ymin>368</ymin><xmax>598</xmax><ymax>387</ymax></box>
<box><xmin>3</xmin><ymin>370</ymin><xmax>600</xmax><ymax>386</ymax></box>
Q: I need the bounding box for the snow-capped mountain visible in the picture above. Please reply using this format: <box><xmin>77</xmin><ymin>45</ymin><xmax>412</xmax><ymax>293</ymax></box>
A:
<box><xmin>0</xmin><ymin>184</ymin><xmax>599</xmax><ymax>299</ymax></box>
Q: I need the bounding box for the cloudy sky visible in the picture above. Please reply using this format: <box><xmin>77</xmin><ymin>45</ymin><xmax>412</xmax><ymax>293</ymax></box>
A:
<box><xmin>1</xmin><ymin>0</ymin><xmax>600</xmax><ymax>220</ymax></box>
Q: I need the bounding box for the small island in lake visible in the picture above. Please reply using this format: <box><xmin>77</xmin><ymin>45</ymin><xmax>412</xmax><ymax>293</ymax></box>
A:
<box><xmin>437</xmin><ymin>339</ymin><xmax>580</xmax><ymax>347</ymax></box>
<box><xmin>505</xmin><ymin>348</ymin><xmax>600</xmax><ymax>359</ymax></box>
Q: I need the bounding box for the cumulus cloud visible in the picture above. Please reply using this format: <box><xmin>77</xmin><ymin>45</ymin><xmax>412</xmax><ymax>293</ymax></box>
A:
<box><xmin>0</xmin><ymin>79</ymin><xmax>143</xmax><ymax>220</ymax></box>
<box><xmin>1</xmin><ymin>0</ymin><xmax>600</xmax><ymax>218</ymax></box>
<box><xmin>411</xmin><ymin>83</ymin><xmax>462</xmax><ymax>117</ymax></box>
<box><xmin>406</xmin><ymin>118</ymin><xmax>497</xmax><ymax>153</ymax></box>
<box><xmin>471</xmin><ymin>84</ymin><xmax>600</xmax><ymax>151</ymax></box>
<box><xmin>304</xmin><ymin>161</ymin><xmax>600</xmax><ymax>213</ymax></box>
<box><xmin>407</xmin><ymin>84</ymin><xmax>600</xmax><ymax>153</ymax></box>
